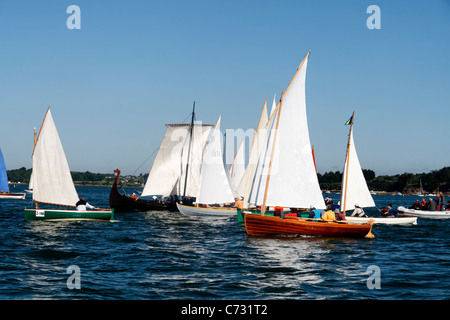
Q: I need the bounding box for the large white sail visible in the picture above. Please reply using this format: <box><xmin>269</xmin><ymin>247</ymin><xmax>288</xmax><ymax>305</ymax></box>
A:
<box><xmin>340</xmin><ymin>122</ymin><xmax>375</xmax><ymax>212</ymax></box>
<box><xmin>32</xmin><ymin>109</ymin><xmax>79</xmax><ymax>207</ymax></box>
<box><xmin>141</xmin><ymin>123</ymin><xmax>212</xmax><ymax>198</ymax></box>
<box><xmin>248</xmin><ymin>53</ymin><xmax>326</xmax><ymax>210</ymax></box>
<box><xmin>196</xmin><ymin>117</ymin><xmax>235</xmax><ymax>204</ymax></box>
<box><xmin>229</xmin><ymin>138</ymin><xmax>246</xmax><ymax>195</ymax></box>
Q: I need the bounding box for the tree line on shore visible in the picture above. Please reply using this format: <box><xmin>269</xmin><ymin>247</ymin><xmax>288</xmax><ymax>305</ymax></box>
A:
<box><xmin>7</xmin><ymin>166</ymin><xmax>449</xmax><ymax>194</ymax></box>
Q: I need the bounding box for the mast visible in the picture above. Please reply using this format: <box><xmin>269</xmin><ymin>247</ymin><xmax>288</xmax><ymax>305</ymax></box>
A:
<box><xmin>183</xmin><ymin>101</ymin><xmax>195</xmax><ymax>197</ymax></box>
<box><xmin>342</xmin><ymin>111</ymin><xmax>355</xmax><ymax>213</ymax></box>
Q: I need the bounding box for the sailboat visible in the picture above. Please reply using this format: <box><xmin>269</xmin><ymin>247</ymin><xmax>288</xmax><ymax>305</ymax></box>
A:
<box><xmin>24</xmin><ymin>108</ymin><xmax>113</xmax><ymax>221</ymax></box>
<box><xmin>0</xmin><ymin>148</ymin><xmax>26</xmax><ymax>199</ymax></box>
<box><xmin>177</xmin><ymin>116</ymin><xmax>237</xmax><ymax>217</ymax></box>
<box><xmin>340</xmin><ymin>113</ymin><xmax>417</xmax><ymax>225</ymax></box>
<box><xmin>109</xmin><ymin>102</ymin><xmax>213</xmax><ymax>212</ymax></box>
<box><xmin>243</xmin><ymin>52</ymin><xmax>375</xmax><ymax>238</ymax></box>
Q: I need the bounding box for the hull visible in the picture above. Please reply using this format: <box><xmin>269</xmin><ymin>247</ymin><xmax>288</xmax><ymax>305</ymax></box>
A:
<box><xmin>109</xmin><ymin>169</ymin><xmax>176</xmax><ymax>213</ymax></box>
<box><xmin>177</xmin><ymin>203</ymin><xmax>236</xmax><ymax>217</ymax></box>
<box><xmin>24</xmin><ymin>208</ymin><xmax>114</xmax><ymax>221</ymax></box>
<box><xmin>346</xmin><ymin>216</ymin><xmax>417</xmax><ymax>225</ymax></box>
<box><xmin>244</xmin><ymin>213</ymin><xmax>374</xmax><ymax>238</ymax></box>
<box><xmin>397</xmin><ymin>206</ymin><xmax>450</xmax><ymax>219</ymax></box>
<box><xmin>0</xmin><ymin>193</ymin><xmax>26</xmax><ymax>200</ymax></box>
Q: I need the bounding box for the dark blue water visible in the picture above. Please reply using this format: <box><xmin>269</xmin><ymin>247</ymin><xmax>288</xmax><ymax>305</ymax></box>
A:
<box><xmin>0</xmin><ymin>186</ymin><xmax>449</xmax><ymax>300</ymax></box>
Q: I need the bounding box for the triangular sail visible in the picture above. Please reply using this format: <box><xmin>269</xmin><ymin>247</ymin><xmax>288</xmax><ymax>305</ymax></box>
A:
<box><xmin>0</xmin><ymin>148</ymin><xmax>10</xmax><ymax>193</ymax></box>
<box><xmin>238</xmin><ymin>101</ymin><xmax>268</xmax><ymax>207</ymax></box>
<box><xmin>340</xmin><ymin>117</ymin><xmax>375</xmax><ymax>212</ymax></box>
<box><xmin>248</xmin><ymin>52</ymin><xmax>326</xmax><ymax>210</ymax></box>
<box><xmin>229</xmin><ymin>138</ymin><xmax>246</xmax><ymax>196</ymax></box>
<box><xmin>141</xmin><ymin>123</ymin><xmax>212</xmax><ymax>198</ymax></box>
<box><xmin>32</xmin><ymin>109</ymin><xmax>79</xmax><ymax>206</ymax></box>
<box><xmin>196</xmin><ymin>117</ymin><xmax>235</xmax><ymax>204</ymax></box>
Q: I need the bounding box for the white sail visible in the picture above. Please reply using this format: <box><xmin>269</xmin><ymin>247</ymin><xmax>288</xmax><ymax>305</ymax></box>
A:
<box><xmin>270</xmin><ymin>94</ymin><xmax>277</xmax><ymax>118</ymax></box>
<box><xmin>340</xmin><ymin>123</ymin><xmax>375</xmax><ymax>212</ymax></box>
<box><xmin>229</xmin><ymin>138</ymin><xmax>246</xmax><ymax>195</ymax></box>
<box><xmin>248</xmin><ymin>53</ymin><xmax>326</xmax><ymax>210</ymax></box>
<box><xmin>196</xmin><ymin>117</ymin><xmax>235</xmax><ymax>204</ymax></box>
<box><xmin>141</xmin><ymin>123</ymin><xmax>211</xmax><ymax>198</ymax></box>
<box><xmin>32</xmin><ymin>109</ymin><xmax>79</xmax><ymax>207</ymax></box>
<box><xmin>238</xmin><ymin>101</ymin><xmax>268</xmax><ymax>207</ymax></box>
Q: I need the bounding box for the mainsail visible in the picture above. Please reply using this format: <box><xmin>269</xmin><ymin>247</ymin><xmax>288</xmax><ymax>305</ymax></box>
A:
<box><xmin>141</xmin><ymin>123</ymin><xmax>212</xmax><ymax>198</ymax></box>
<box><xmin>340</xmin><ymin>113</ymin><xmax>375</xmax><ymax>212</ymax></box>
<box><xmin>0</xmin><ymin>148</ymin><xmax>10</xmax><ymax>193</ymax></box>
<box><xmin>32</xmin><ymin>108</ymin><xmax>79</xmax><ymax>207</ymax></box>
<box><xmin>229</xmin><ymin>138</ymin><xmax>246</xmax><ymax>195</ymax></box>
<box><xmin>248</xmin><ymin>52</ymin><xmax>326</xmax><ymax>210</ymax></box>
<box><xmin>196</xmin><ymin>116</ymin><xmax>235</xmax><ymax>204</ymax></box>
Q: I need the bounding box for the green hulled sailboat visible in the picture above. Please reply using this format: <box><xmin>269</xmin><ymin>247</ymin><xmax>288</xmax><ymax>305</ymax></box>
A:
<box><xmin>24</xmin><ymin>108</ymin><xmax>113</xmax><ymax>221</ymax></box>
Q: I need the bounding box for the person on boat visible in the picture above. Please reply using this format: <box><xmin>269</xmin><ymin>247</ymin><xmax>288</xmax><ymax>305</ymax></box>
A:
<box><xmin>274</xmin><ymin>206</ymin><xmax>284</xmax><ymax>218</ymax></box>
<box><xmin>387</xmin><ymin>204</ymin><xmax>399</xmax><ymax>217</ymax></box>
<box><xmin>350</xmin><ymin>204</ymin><xmax>367</xmax><ymax>217</ymax></box>
<box><xmin>380</xmin><ymin>207</ymin><xmax>389</xmax><ymax>217</ymax></box>
<box><xmin>420</xmin><ymin>198</ymin><xmax>428</xmax><ymax>210</ymax></box>
<box><xmin>324</xmin><ymin>196</ymin><xmax>333</xmax><ymax>206</ymax></box>
<box><xmin>321</xmin><ymin>205</ymin><xmax>336</xmax><ymax>222</ymax></box>
<box><xmin>334</xmin><ymin>209</ymin><xmax>346</xmax><ymax>221</ymax></box>
<box><xmin>130</xmin><ymin>193</ymin><xmax>138</xmax><ymax>200</ymax></box>
<box><xmin>308</xmin><ymin>206</ymin><xmax>321</xmax><ymax>219</ymax></box>
<box><xmin>76</xmin><ymin>196</ymin><xmax>99</xmax><ymax>211</ymax></box>
<box><xmin>235</xmin><ymin>198</ymin><xmax>243</xmax><ymax>209</ymax></box>
<box><xmin>446</xmin><ymin>201</ymin><xmax>450</xmax><ymax>211</ymax></box>
<box><xmin>428</xmin><ymin>197</ymin><xmax>437</xmax><ymax>211</ymax></box>
<box><xmin>409</xmin><ymin>200</ymin><xmax>421</xmax><ymax>210</ymax></box>
<box><xmin>439</xmin><ymin>192</ymin><xmax>446</xmax><ymax>211</ymax></box>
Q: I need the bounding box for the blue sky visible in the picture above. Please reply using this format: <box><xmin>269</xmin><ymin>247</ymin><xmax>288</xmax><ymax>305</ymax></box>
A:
<box><xmin>0</xmin><ymin>0</ymin><xmax>449</xmax><ymax>176</ymax></box>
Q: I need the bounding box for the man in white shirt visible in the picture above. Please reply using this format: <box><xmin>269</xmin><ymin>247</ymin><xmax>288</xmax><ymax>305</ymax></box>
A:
<box><xmin>350</xmin><ymin>203</ymin><xmax>367</xmax><ymax>217</ymax></box>
<box><xmin>76</xmin><ymin>196</ymin><xmax>99</xmax><ymax>211</ymax></box>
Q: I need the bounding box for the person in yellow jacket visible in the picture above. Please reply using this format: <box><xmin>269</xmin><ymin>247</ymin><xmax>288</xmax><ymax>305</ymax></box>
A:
<box><xmin>321</xmin><ymin>205</ymin><xmax>336</xmax><ymax>222</ymax></box>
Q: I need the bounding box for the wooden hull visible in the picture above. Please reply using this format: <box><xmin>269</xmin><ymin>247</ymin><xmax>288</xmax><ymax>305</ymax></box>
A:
<box><xmin>24</xmin><ymin>209</ymin><xmax>114</xmax><ymax>221</ymax></box>
<box><xmin>397</xmin><ymin>206</ymin><xmax>450</xmax><ymax>219</ymax></box>
<box><xmin>177</xmin><ymin>203</ymin><xmax>236</xmax><ymax>217</ymax></box>
<box><xmin>345</xmin><ymin>216</ymin><xmax>417</xmax><ymax>225</ymax></box>
<box><xmin>109</xmin><ymin>169</ymin><xmax>176</xmax><ymax>213</ymax></box>
<box><xmin>0</xmin><ymin>193</ymin><xmax>26</xmax><ymax>200</ymax></box>
<box><xmin>244</xmin><ymin>213</ymin><xmax>374</xmax><ymax>238</ymax></box>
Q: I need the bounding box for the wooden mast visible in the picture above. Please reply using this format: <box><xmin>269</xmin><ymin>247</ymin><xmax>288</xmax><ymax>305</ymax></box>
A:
<box><xmin>342</xmin><ymin>111</ymin><xmax>355</xmax><ymax>214</ymax></box>
<box><xmin>183</xmin><ymin>101</ymin><xmax>195</xmax><ymax>198</ymax></box>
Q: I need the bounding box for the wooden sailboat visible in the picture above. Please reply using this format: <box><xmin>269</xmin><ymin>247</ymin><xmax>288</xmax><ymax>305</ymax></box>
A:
<box><xmin>109</xmin><ymin>102</ymin><xmax>213</xmax><ymax>212</ymax></box>
<box><xmin>0</xmin><ymin>148</ymin><xmax>26</xmax><ymax>199</ymax></box>
<box><xmin>24</xmin><ymin>108</ymin><xmax>113</xmax><ymax>221</ymax></box>
<box><xmin>243</xmin><ymin>52</ymin><xmax>374</xmax><ymax>238</ymax></box>
<box><xmin>177</xmin><ymin>116</ymin><xmax>237</xmax><ymax>217</ymax></box>
<box><xmin>340</xmin><ymin>113</ymin><xmax>417</xmax><ymax>225</ymax></box>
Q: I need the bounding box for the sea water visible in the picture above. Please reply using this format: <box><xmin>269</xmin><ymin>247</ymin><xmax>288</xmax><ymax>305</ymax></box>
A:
<box><xmin>0</xmin><ymin>185</ymin><xmax>448</xmax><ymax>300</ymax></box>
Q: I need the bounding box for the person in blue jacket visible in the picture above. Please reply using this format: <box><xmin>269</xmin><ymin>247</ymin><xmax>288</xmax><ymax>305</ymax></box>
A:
<box><xmin>387</xmin><ymin>204</ymin><xmax>399</xmax><ymax>217</ymax></box>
